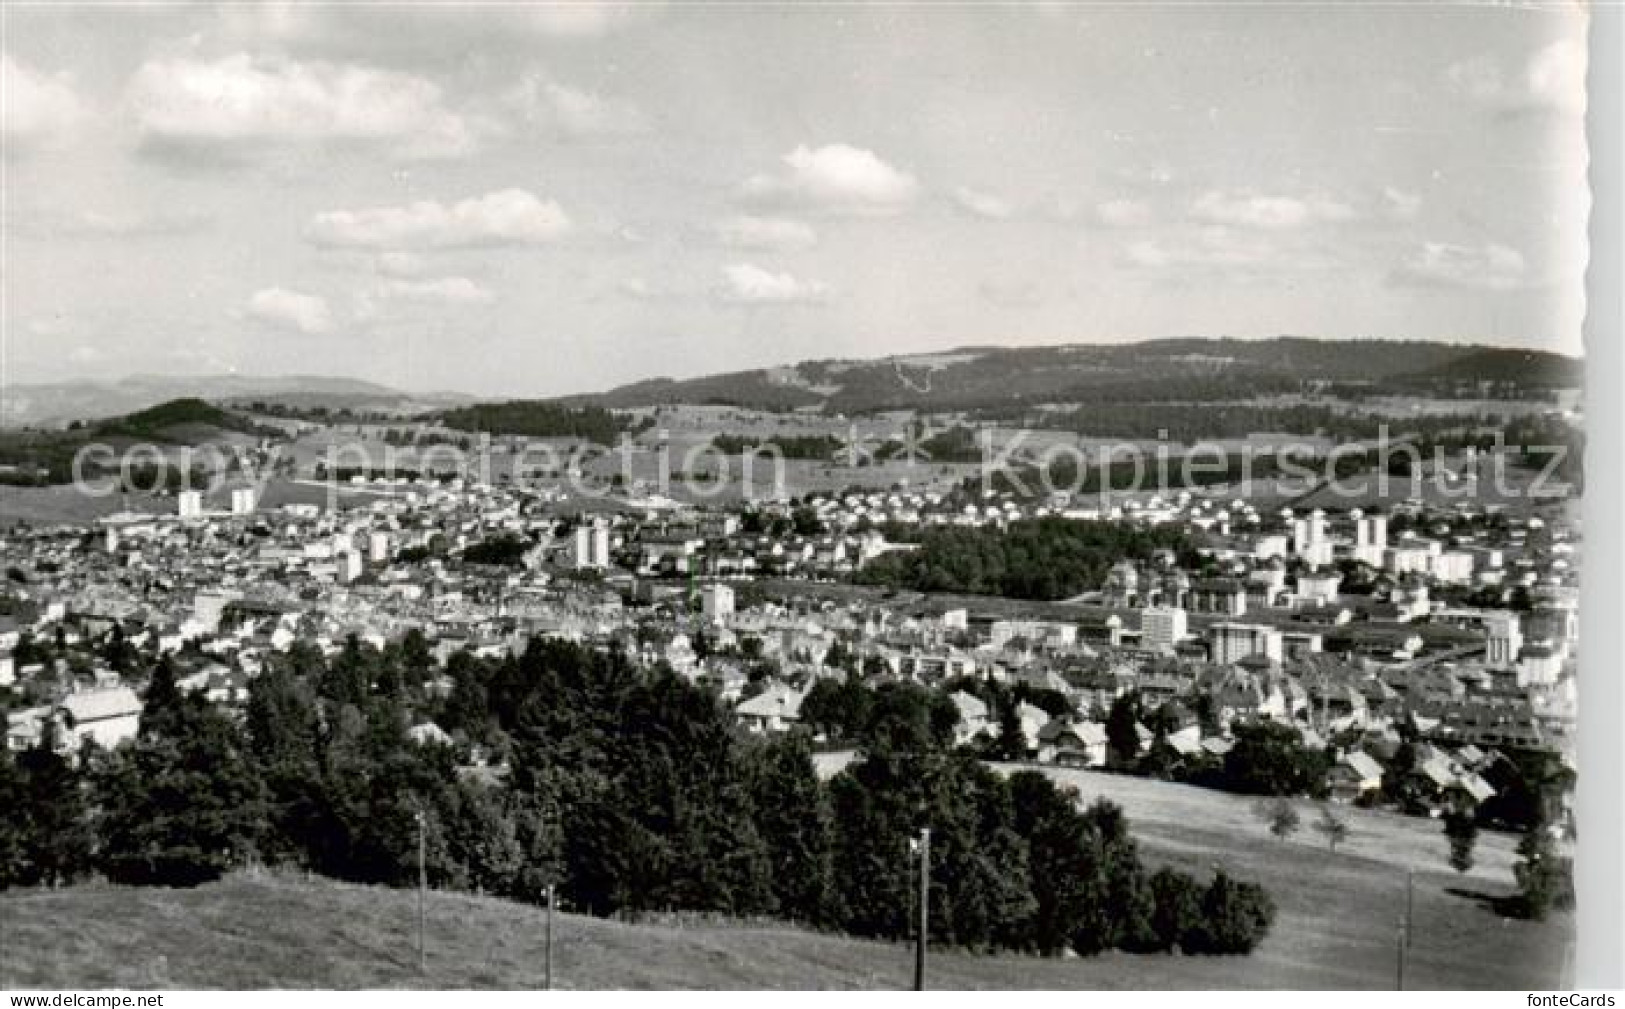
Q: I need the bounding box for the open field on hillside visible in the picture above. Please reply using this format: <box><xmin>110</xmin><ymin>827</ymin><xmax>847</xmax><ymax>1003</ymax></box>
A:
<box><xmin>2</xmin><ymin>764</ymin><xmax>1571</xmax><ymax>990</ymax></box>
<box><xmin>0</xmin><ymin>856</ymin><xmax>1567</xmax><ymax>992</ymax></box>
<box><xmin>813</xmin><ymin>753</ymin><xmax>1573</xmax><ymax>989</ymax></box>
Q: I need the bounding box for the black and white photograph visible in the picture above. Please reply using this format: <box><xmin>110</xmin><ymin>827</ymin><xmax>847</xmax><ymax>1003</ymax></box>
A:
<box><xmin>0</xmin><ymin>1</ymin><xmax>1618</xmax><ymax>994</ymax></box>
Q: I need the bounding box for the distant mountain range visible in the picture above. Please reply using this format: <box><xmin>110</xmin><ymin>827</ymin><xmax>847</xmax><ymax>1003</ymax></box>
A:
<box><xmin>551</xmin><ymin>337</ymin><xmax>1583</xmax><ymax>415</ymax></box>
<box><xmin>2</xmin><ymin>338</ymin><xmax>1583</xmax><ymax>429</ymax></box>
<box><xmin>0</xmin><ymin>374</ymin><xmax>473</xmax><ymax>429</ymax></box>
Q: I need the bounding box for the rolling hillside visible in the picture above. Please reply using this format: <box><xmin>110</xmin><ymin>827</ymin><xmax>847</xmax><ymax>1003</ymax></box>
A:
<box><xmin>0</xmin><ymin>399</ymin><xmax>276</xmax><ymax>488</ymax></box>
<box><xmin>552</xmin><ymin>338</ymin><xmax>1583</xmax><ymax>415</ymax></box>
<box><xmin>1</xmin><ymin>766</ymin><xmax>1573</xmax><ymax>990</ymax></box>
<box><xmin>1</xmin><ymin>376</ymin><xmax>466</xmax><ymax>429</ymax></box>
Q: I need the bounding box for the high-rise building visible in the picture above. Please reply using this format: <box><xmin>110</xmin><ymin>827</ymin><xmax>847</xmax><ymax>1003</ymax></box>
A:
<box><xmin>1291</xmin><ymin>509</ymin><xmax>1333</xmax><ymax>567</ymax></box>
<box><xmin>1140</xmin><ymin>606</ymin><xmax>1188</xmax><ymax>653</ymax></box>
<box><xmin>1349</xmin><ymin>512</ymin><xmax>1389</xmax><ymax>567</ymax></box>
<box><xmin>1486</xmin><ymin>611</ymin><xmax>1523</xmax><ymax>666</ymax></box>
<box><xmin>368</xmin><ymin>531</ymin><xmax>391</xmax><ymax>564</ymax></box>
<box><xmin>701</xmin><ymin>583</ymin><xmax>735</xmax><ymax>622</ymax></box>
<box><xmin>1209</xmin><ymin>622</ymin><xmax>1284</xmax><ymax>666</ymax></box>
<box><xmin>573</xmin><ymin>521</ymin><xmax>611</xmax><ymax>570</ymax></box>
<box><xmin>1355</xmin><ymin>513</ymin><xmax>1388</xmax><ymax>551</ymax></box>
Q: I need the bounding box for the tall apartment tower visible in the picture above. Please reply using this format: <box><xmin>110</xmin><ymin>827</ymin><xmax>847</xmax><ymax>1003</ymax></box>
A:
<box><xmin>1292</xmin><ymin>509</ymin><xmax>1333</xmax><ymax>567</ymax></box>
<box><xmin>573</xmin><ymin>521</ymin><xmax>611</xmax><ymax>570</ymax></box>
<box><xmin>177</xmin><ymin>490</ymin><xmax>203</xmax><ymax>519</ymax></box>
<box><xmin>1486</xmin><ymin>611</ymin><xmax>1524</xmax><ymax>666</ymax></box>
<box><xmin>1355</xmin><ymin>513</ymin><xmax>1389</xmax><ymax>551</ymax></box>
<box><xmin>1209</xmin><ymin>622</ymin><xmax>1284</xmax><ymax>666</ymax></box>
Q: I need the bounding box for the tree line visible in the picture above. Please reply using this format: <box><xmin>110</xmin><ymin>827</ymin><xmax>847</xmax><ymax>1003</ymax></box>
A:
<box><xmin>437</xmin><ymin>402</ymin><xmax>635</xmax><ymax>444</ymax></box>
<box><xmin>1</xmin><ymin>635</ymin><xmax>1276</xmax><ymax>957</ymax></box>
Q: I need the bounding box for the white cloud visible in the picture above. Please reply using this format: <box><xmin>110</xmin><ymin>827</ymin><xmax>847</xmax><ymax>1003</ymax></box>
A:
<box><xmin>1121</xmin><ymin>227</ymin><xmax>1274</xmax><ymax>270</ymax></box>
<box><xmin>306</xmin><ymin>189</ymin><xmax>571</xmax><ymax>249</ymax></box>
<box><xmin>1445</xmin><ymin>55</ymin><xmax>1504</xmax><ymax>104</ymax></box>
<box><xmin>1392</xmin><ymin>242</ymin><xmax>1527</xmax><ymax>291</ymax></box>
<box><xmin>1525</xmin><ymin>39</ymin><xmax>1587</xmax><ymax>116</ymax></box>
<box><xmin>57</xmin><ymin>209</ymin><xmax>211</xmax><ymax>237</ymax></box>
<box><xmin>1381</xmin><ymin>187</ymin><xmax>1423</xmax><ymax>222</ymax></box>
<box><xmin>1447</xmin><ymin>39</ymin><xmax>1586</xmax><ymax>117</ymax></box>
<box><xmin>217</xmin><ymin>3</ymin><xmax>657</xmax><ymax>64</ymax></box>
<box><xmin>377</xmin><ymin>277</ymin><xmax>493</xmax><ymax>303</ymax></box>
<box><xmin>246</xmin><ymin>287</ymin><xmax>333</xmax><ymax>334</ymax></box>
<box><xmin>1191</xmin><ymin>190</ymin><xmax>1354</xmax><ymax>229</ymax></box>
<box><xmin>952</xmin><ymin>186</ymin><xmax>1014</xmax><ymax>220</ymax></box>
<box><xmin>618</xmin><ymin>277</ymin><xmax>682</xmax><ymax>301</ymax></box>
<box><xmin>715</xmin><ymin>215</ymin><xmax>818</xmax><ymax>250</ymax></box>
<box><xmin>715</xmin><ymin>263</ymin><xmax>828</xmax><ymax>304</ymax></box>
<box><xmin>742</xmin><ymin>143</ymin><xmax>919</xmax><ymax>215</ymax></box>
<box><xmin>126</xmin><ymin>53</ymin><xmax>477</xmax><ymax>159</ymax></box>
<box><xmin>375</xmin><ymin>251</ymin><xmax>429</xmax><ymax>278</ymax></box>
<box><xmin>505</xmin><ymin>74</ymin><xmax>646</xmax><ymax>136</ymax></box>
<box><xmin>2</xmin><ymin>54</ymin><xmax>87</xmax><ymax>149</ymax></box>
<box><xmin>1094</xmin><ymin>198</ymin><xmax>1152</xmax><ymax>228</ymax></box>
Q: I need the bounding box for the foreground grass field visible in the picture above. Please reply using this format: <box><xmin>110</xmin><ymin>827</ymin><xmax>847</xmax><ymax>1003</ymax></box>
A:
<box><xmin>1023</xmin><ymin>764</ymin><xmax>1573</xmax><ymax>989</ymax></box>
<box><xmin>1</xmin><ymin>763</ymin><xmax>1572</xmax><ymax>989</ymax></box>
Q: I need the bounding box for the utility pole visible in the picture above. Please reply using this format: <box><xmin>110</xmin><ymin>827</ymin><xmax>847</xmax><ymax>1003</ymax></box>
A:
<box><xmin>416</xmin><ymin>809</ymin><xmax>428</xmax><ymax>975</ymax></box>
<box><xmin>544</xmin><ymin>883</ymin><xmax>555</xmax><ymax>991</ymax></box>
<box><xmin>914</xmin><ymin>827</ymin><xmax>931</xmax><ymax>992</ymax></box>
<box><xmin>1395</xmin><ymin>915</ymin><xmax>1407</xmax><ymax>990</ymax></box>
<box><xmin>1405</xmin><ymin>870</ymin><xmax>1415</xmax><ymax>947</ymax></box>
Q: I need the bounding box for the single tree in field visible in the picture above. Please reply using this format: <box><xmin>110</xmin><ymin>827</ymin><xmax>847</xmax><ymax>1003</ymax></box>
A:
<box><xmin>1513</xmin><ymin>817</ymin><xmax>1573</xmax><ymax>919</ymax></box>
<box><xmin>1443</xmin><ymin>806</ymin><xmax>1478</xmax><ymax>875</ymax></box>
<box><xmin>1254</xmin><ymin>797</ymin><xmax>1301</xmax><ymax>841</ymax></box>
<box><xmin>1311</xmin><ymin>803</ymin><xmax>1350</xmax><ymax>853</ymax></box>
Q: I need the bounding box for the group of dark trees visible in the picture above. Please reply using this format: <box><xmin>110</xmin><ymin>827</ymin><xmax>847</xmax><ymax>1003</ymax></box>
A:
<box><xmin>461</xmin><ymin>534</ymin><xmax>535</xmax><ymax>568</ymax></box>
<box><xmin>437</xmin><ymin>402</ymin><xmax>633</xmax><ymax>444</ymax></box>
<box><xmin>855</xmin><ymin>518</ymin><xmax>1193</xmax><ymax>601</ymax></box>
<box><xmin>0</xmin><ymin>636</ymin><xmax>1275</xmax><ymax>958</ymax></box>
<box><xmin>710</xmin><ymin>434</ymin><xmax>843</xmax><ymax>460</ymax></box>
<box><xmin>1100</xmin><ymin>692</ymin><xmax>1333</xmax><ymax>799</ymax></box>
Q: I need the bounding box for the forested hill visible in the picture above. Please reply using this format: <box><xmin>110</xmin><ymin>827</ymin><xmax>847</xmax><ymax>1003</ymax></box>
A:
<box><xmin>90</xmin><ymin>398</ymin><xmax>269</xmax><ymax>441</ymax></box>
<box><xmin>550</xmin><ymin>337</ymin><xmax>1582</xmax><ymax>415</ymax></box>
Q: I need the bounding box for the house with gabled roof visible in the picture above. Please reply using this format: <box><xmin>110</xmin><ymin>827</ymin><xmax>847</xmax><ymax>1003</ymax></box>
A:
<box><xmin>949</xmin><ymin>690</ymin><xmax>991</xmax><ymax>745</ymax></box>
<box><xmin>736</xmin><ymin>682</ymin><xmax>805</xmax><ymax>734</ymax></box>
<box><xmin>1328</xmin><ymin>749</ymin><xmax>1385</xmax><ymax>802</ymax></box>
<box><xmin>54</xmin><ymin>686</ymin><xmax>143</xmax><ymax>753</ymax></box>
<box><xmin>1038</xmin><ymin>717</ymin><xmax>1107</xmax><ymax>767</ymax></box>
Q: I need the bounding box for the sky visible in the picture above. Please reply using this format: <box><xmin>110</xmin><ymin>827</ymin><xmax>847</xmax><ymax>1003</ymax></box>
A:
<box><xmin>0</xmin><ymin>2</ymin><xmax>1592</xmax><ymax>397</ymax></box>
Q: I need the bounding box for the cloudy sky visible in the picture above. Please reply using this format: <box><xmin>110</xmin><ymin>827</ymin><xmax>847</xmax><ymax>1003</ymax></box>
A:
<box><xmin>1</xmin><ymin>3</ymin><xmax>1590</xmax><ymax>397</ymax></box>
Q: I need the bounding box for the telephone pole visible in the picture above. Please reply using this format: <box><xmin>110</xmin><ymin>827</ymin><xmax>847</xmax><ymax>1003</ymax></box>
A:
<box><xmin>416</xmin><ymin>809</ymin><xmax>428</xmax><ymax>974</ymax></box>
<box><xmin>1395</xmin><ymin>915</ymin><xmax>1407</xmax><ymax>990</ymax></box>
<box><xmin>914</xmin><ymin>827</ymin><xmax>931</xmax><ymax>992</ymax></box>
<box><xmin>544</xmin><ymin>883</ymin><xmax>555</xmax><ymax>991</ymax></box>
<box><xmin>1405</xmin><ymin>870</ymin><xmax>1415</xmax><ymax>947</ymax></box>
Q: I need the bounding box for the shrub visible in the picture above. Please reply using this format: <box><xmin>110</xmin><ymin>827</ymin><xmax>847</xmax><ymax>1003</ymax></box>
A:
<box><xmin>1186</xmin><ymin>871</ymin><xmax>1277</xmax><ymax>954</ymax></box>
